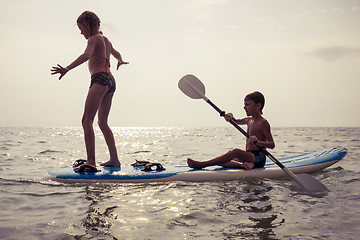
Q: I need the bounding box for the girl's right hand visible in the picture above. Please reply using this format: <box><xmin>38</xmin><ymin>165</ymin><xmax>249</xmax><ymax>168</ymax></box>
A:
<box><xmin>51</xmin><ymin>64</ymin><xmax>69</xmax><ymax>80</ymax></box>
<box><xmin>225</xmin><ymin>113</ymin><xmax>234</xmax><ymax>122</ymax></box>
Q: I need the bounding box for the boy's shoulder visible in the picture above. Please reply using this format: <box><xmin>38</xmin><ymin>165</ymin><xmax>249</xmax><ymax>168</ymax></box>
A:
<box><xmin>251</xmin><ymin>116</ymin><xmax>270</xmax><ymax>127</ymax></box>
<box><xmin>259</xmin><ymin>116</ymin><xmax>270</xmax><ymax>123</ymax></box>
<box><xmin>259</xmin><ymin>117</ymin><xmax>271</xmax><ymax>130</ymax></box>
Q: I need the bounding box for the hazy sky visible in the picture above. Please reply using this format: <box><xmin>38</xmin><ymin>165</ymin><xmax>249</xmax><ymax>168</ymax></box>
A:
<box><xmin>1</xmin><ymin>0</ymin><xmax>360</xmax><ymax>127</ymax></box>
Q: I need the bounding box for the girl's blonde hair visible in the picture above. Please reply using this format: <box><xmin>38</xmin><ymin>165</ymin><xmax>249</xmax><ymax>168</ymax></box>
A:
<box><xmin>77</xmin><ymin>11</ymin><xmax>101</xmax><ymax>36</ymax></box>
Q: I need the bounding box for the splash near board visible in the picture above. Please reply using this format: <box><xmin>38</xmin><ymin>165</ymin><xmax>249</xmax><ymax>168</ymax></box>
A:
<box><xmin>46</xmin><ymin>147</ymin><xmax>347</xmax><ymax>183</ymax></box>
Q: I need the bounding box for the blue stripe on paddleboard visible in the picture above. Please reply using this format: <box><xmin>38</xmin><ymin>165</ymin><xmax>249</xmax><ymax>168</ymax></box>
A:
<box><xmin>48</xmin><ymin>166</ymin><xmax>188</xmax><ymax>180</ymax></box>
<box><xmin>265</xmin><ymin>146</ymin><xmax>347</xmax><ymax>168</ymax></box>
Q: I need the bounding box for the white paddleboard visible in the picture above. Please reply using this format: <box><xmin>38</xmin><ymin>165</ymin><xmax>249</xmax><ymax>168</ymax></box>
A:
<box><xmin>46</xmin><ymin>147</ymin><xmax>347</xmax><ymax>183</ymax></box>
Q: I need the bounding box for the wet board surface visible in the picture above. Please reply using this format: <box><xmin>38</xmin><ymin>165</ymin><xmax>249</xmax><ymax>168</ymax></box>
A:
<box><xmin>47</xmin><ymin>147</ymin><xmax>347</xmax><ymax>183</ymax></box>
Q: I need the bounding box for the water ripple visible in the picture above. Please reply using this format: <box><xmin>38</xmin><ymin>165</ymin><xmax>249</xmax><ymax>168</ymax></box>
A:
<box><xmin>0</xmin><ymin>127</ymin><xmax>359</xmax><ymax>239</ymax></box>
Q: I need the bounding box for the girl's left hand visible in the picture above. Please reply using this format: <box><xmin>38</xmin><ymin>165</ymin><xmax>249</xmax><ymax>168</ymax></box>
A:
<box><xmin>51</xmin><ymin>64</ymin><xmax>69</xmax><ymax>80</ymax></box>
<box><xmin>116</xmin><ymin>60</ymin><xmax>129</xmax><ymax>70</ymax></box>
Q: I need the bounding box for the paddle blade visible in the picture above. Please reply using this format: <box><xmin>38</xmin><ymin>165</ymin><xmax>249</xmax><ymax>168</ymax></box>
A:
<box><xmin>178</xmin><ymin>74</ymin><xmax>207</xmax><ymax>100</ymax></box>
<box><xmin>291</xmin><ymin>174</ymin><xmax>330</xmax><ymax>192</ymax></box>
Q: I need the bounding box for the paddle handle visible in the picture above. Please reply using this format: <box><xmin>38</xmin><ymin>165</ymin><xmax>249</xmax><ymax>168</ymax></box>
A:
<box><xmin>206</xmin><ymin>100</ymin><xmax>248</xmax><ymax>136</ymax></box>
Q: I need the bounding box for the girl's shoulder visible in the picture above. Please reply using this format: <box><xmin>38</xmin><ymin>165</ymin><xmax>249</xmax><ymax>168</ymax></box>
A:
<box><xmin>95</xmin><ymin>34</ymin><xmax>111</xmax><ymax>45</ymax></box>
<box><xmin>87</xmin><ymin>34</ymin><xmax>101</xmax><ymax>45</ymax></box>
<box><xmin>88</xmin><ymin>32</ymin><xmax>108</xmax><ymax>41</ymax></box>
<box><xmin>88</xmin><ymin>34</ymin><xmax>112</xmax><ymax>48</ymax></box>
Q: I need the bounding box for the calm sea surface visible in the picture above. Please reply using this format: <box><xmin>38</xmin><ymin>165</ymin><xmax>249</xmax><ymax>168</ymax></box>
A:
<box><xmin>0</xmin><ymin>127</ymin><xmax>359</xmax><ymax>240</ymax></box>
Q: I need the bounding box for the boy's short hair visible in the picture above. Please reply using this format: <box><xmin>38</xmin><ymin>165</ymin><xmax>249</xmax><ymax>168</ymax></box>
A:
<box><xmin>245</xmin><ymin>91</ymin><xmax>265</xmax><ymax>114</ymax></box>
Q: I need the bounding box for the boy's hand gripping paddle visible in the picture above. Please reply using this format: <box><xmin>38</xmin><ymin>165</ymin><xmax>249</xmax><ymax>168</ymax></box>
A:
<box><xmin>178</xmin><ymin>74</ymin><xmax>329</xmax><ymax>192</ymax></box>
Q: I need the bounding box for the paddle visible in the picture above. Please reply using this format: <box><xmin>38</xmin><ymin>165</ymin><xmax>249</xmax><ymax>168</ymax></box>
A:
<box><xmin>178</xmin><ymin>74</ymin><xmax>329</xmax><ymax>192</ymax></box>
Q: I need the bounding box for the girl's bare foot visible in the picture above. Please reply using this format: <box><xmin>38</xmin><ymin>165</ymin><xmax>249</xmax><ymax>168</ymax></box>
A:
<box><xmin>100</xmin><ymin>159</ymin><xmax>121</xmax><ymax>167</ymax></box>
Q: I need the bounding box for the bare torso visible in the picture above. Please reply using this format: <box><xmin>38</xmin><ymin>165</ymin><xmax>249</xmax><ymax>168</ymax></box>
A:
<box><xmin>246</xmin><ymin>117</ymin><xmax>268</xmax><ymax>151</ymax></box>
<box><xmin>88</xmin><ymin>34</ymin><xmax>112</xmax><ymax>75</ymax></box>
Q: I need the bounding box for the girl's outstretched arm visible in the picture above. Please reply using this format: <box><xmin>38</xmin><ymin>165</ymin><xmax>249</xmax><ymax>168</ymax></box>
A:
<box><xmin>110</xmin><ymin>42</ymin><xmax>129</xmax><ymax>70</ymax></box>
<box><xmin>51</xmin><ymin>37</ymin><xmax>96</xmax><ymax>80</ymax></box>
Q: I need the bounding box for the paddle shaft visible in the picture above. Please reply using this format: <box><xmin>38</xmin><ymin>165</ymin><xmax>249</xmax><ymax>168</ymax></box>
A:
<box><xmin>205</xmin><ymin>98</ymin><xmax>309</xmax><ymax>188</ymax></box>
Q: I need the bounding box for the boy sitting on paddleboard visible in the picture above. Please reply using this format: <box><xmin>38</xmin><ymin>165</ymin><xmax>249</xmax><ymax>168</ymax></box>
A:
<box><xmin>187</xmin><ymin>91</ymin><xmax>275</xmax><ymax>170</ymax></box>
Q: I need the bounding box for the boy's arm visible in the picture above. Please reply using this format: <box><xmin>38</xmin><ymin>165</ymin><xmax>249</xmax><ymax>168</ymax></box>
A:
<box><xmin>225</xmin><ymin>113</ymin><xmax>250</xmax><ymax>125</ymax></box>
<box><xmin>258</xmin><ymin>120</ymin><xmax>275</xmax><ymax>149</ymax></box>
<box><xmin>234</xmin><ymin>117</ymin><xmax>251</xmax><ymax>125</ymax></box>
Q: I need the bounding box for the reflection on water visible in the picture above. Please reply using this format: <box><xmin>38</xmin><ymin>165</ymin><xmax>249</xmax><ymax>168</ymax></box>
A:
<box><xmin>77</xmin><ymin>180</ymin><xmax>287</xmax><ymax>239</ymax></box>
<box><xmin>213</xmin><ymin>181</ymin><xmax>284</xmax><ymax>240</ymax></box>
<box><xmin>79</xmin><ymin>183</ymin><xmax>196</xmax><ymax>239</ymax></box>
<box><xmin>0</xmin><ymin>127</ymin><xmax>359</xmax><ymax>239</ymax></box>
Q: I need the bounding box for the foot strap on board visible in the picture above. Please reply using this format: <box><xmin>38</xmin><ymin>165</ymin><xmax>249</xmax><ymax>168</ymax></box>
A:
<box><xmin>142</xmin><ymin>163</ymin><xmax>166</xmax><ymax>172</ymax></box>
<box><xmin>72</xmin><ymin>159</ymin><xmax>100</xmax><ymax>173</ymax></box>
<box><xmin>73</xmin><ymin>159</ymin><xmax>87</xmax><ymax>168</ymax></box>
<box><xmin>74</xmin><ymin>164</ymin><xmax>100</xmax><ymax>173</ymax></box>
<box><xmin>131</xmin><ymin>160</ymin><xmax>151</xmax><ymax>167</ymax></box>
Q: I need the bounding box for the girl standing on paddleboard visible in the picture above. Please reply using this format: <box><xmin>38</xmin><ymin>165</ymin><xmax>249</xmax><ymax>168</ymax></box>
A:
<box><xmin>51</xmin><ymin>11</ymin><xmax>128</xmax><ymax>172</ymax></box>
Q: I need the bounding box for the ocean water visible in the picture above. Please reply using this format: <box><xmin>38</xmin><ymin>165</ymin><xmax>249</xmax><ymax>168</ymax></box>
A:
<box><xmin>0</xmin><ymin>127</ymin><xmax>359</xmax><ymax>240</ymax></box>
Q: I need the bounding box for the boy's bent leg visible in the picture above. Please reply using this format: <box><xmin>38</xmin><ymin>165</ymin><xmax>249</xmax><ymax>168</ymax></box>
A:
<box><xmin>82</xmin><ymin>84</ymin><xmax>107</xmax><ymax>166</ymax></box>
<box><xmin>188</xmin><ymin>149</ymin><xmax>254</xmax><ymax>169</ymax></box>
<box><xmin>221</xmin><ymin>159</ymin><xmax>244</xmax><ymax>168</ymax></box>
<box><xmin>98</xmin><ymin>93</ymin><xmax>120</xmax><ymax>167</ymax></box>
